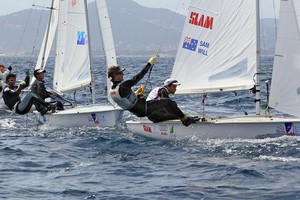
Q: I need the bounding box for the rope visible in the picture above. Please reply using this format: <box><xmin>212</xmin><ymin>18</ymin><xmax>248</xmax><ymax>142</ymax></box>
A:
<box><xmin>234</xmin><ymin>91</ymin><xmax>248</xmax><ymax>115</ymax></box>
<box><xmin>156</xmin><ymin>0</ymin><xmax>185</xmax><ymax>54</ymax></box>
<box><xmin>142</xmin><ymin>0</ymin><xmax>185</xmax><ymax>93</ymax></box>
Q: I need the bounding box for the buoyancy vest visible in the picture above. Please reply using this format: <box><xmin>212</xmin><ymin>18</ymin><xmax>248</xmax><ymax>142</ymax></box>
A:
<box><xmin>110</xmin><ymin>84</ymin><xmax>138</xmax><ymax>110</ymax></box>
<box><xmin>146</xmin><ymin>87</ymin><xmax>160</xmax><ymax>101</ymax></box>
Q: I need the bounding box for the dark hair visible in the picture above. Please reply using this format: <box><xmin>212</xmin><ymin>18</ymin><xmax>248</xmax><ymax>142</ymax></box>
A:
<box><xmin>6</xmin><ymin>73</ymin><xmax>16</xmax><ymax>83</ymax></box>
<box><xmin>108</xmin><ymin>66</ymin><xmax>125</xmax><ymax>79</ymax></box>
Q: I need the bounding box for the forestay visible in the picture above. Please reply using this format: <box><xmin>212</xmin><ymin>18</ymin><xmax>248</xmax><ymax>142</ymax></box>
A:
<box><xmin>269</xmin><ymin>0</ymin><xmax>300</xmax><ymax>118</ymax></box>
<box><xmin>53</xmin><ymin>0</ymin><xmax>91</xmax><ymax>93</ymax></box>
<box><xmin>171</xmin><ymin>0</ymin><xmax>257</xmax><ymax>94</ymax></box>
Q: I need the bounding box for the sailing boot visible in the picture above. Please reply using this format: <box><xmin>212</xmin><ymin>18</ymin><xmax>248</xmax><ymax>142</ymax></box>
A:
<box><xmin>181</xmin><ymin>116</ymin><xmax>200</xmax><ymax>127</ymax></box>
<box><xmin>47</xmin><ymin>102</ymin><xmax>57</xmax><ymax>113</ymax></box>
<box><xmin>190</xmin><ymin>116</ymin><xmax>200</xmax><ymax>123</ymax></box>
<box><xmin>40</xmin><ymin>107</ymin><xmax>48</xmax><ymax>115</ymax></box>
<box><xmin>181</xmin><ymin>117</ymin><xmax>193</xmax><ymax>127</ymax></box>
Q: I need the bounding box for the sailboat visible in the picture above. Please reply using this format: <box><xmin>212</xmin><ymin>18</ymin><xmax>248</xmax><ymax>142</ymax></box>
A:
<box><xmin>126</xmin><ymin>0</ymin><xmax>300</xmax><ymax>140</ymax></box>
<box><xmin>34</xmin><ymin>0</ymin><xmax>123</xmax><ymax>128</ymax></box>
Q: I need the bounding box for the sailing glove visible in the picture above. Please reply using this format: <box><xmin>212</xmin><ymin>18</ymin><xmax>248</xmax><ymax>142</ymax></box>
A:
<box><xmin>25</xmin><ymin>69</ymin><xmax>30</xmax><ymax>76</ymax></box>
<box><xmin>8</xmin><ymin>66</ymin><xmax>12</xmax><ymax>71</ymax></box>
<box><xmin>19</xmin><ymin>81</ymin><xmax>26</xmax><ymax>86</ymax></box>
<box><xmin>148</xmin><ymin>55</ymin><xmax>158</xmax><ymax>65</ymax></box>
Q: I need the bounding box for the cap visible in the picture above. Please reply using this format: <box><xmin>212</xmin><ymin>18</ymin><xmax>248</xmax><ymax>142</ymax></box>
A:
<box><xmin>163</xmin><ymin>78</ymin><xmax>181</xmax><ymax>86</ymax></box>
<box><xmin>34</xmin><ymin>69</ymin><xmax>46</xmax><ymax>74</ymax></box>
<box><xmin>108</xmin><ymin>66</ymin><xmax>125</xmax><ymax>78</ymax></box>
<box><xmin>33</xmin><ymin>69</ymin><xmax>46</xmax><ymax>78</ymax></box>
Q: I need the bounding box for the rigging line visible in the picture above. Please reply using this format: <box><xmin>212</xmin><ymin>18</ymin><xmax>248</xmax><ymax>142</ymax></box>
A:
<box><xmin>156</xmin><ymin>0</ymin><xmax>185</xmax><ymax>54</ymax></box>
<box><xmin>234</xmin><ymin>91</ymin><xmax>248</xmax><ymax>115</ymax></box>
<box><xmin>143</xmin><ymin>1</ymin><xmax>186</xmax><ymax>93</ymax></box>
<box><xmin>143</xmin><ymin>1</ymin><xmax>185</xmax><ymax>93</ymax></box>
<box><xmin>31</xmin><ymin>1</ymin><xmax>48</xmax><ymax>58</ymax></box>
<box><xmin>14</xmin><ymin>1</ymin><xmax>37</xmax><ymax>56</ymax></box>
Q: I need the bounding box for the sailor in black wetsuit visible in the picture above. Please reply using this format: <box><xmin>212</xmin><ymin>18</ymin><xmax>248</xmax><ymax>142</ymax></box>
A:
<box><xmin>2</xmin><ymin>73</ymin><xmax>51</xmax><ymax>115</ymax></box>
<box><xmin>108</xmin><ymin>55</ymin><xmax>197</xmax><ymax>126</ymax></box>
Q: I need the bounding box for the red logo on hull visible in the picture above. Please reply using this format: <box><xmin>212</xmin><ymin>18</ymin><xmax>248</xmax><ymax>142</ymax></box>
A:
<box><xmin>143</xmin><ymin>125</ymin><xmax>152</xmax><ymax>133</ymax></box>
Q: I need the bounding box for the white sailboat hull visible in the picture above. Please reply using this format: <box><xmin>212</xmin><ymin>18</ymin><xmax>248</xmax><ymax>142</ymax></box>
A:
<box><xmin>126</xmin><ymin>116</ymin><xmax>300</xmax><ymax>140</ymax></box>
<box><xmin>35</xmin><ymin>105</ymin><xmax>124</xmax><ymax>129</ymax></box>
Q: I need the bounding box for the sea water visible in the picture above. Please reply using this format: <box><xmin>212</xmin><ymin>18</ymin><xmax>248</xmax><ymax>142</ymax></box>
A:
<box><xmin>0</xmin><ymin>56</ymin><xmax>299</xmax><ymax>200</ymax></box>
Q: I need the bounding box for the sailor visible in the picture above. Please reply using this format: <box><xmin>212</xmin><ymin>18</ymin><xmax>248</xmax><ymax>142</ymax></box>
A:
<box><xmin>108</xmin><ymin>55</ymin><xmax>198</xmax><ymax>126</ymax></box>
<box><xmin>0</xmin><ymin>64</ymin><xmax>12</xmax><ymax>91</ymax></box>
<box><xmin>146</xmin><ymin>78</ymin><xmax>199</xmax><ymax>124</ymax></box>
<box><xmin>146</xmin><ymin>78</ymin><xmax>180</xmax><ymax>101</ymax></box>
<box><xmin>30</xmin><ymin>69</ymin><xmax>64</xmax><ymax>112</ymax></box>
<box><xmin>2</xmin><ymin>73</ymin><xmax>52</xmax><ymax>115</ymax></box>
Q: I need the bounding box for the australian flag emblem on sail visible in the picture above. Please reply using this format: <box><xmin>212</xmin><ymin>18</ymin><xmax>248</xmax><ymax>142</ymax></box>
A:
<box><xmin>77</xmin><ymin>31</ymin><xmax>86</xmax><ymax>45</ymax></box>
<box><xmin>182</xmin><ymin>37</ymin><xmax>198</xmax><ymax>51</ymax></box>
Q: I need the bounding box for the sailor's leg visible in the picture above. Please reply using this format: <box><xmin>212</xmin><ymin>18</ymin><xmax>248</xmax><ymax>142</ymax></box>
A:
<box><xmin>16</xmin><ymin>93</ymin><xmax>48</xmax><ymax>115</ymax></box>
<box><xmin>146</xmin><ymin>99</ymin><xmax>185</xmax><ymax>122</ymax></box>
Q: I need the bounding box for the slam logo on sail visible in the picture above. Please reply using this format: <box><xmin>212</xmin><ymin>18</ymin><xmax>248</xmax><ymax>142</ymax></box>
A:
<box><xmin>189</xmin><ymin>12</ymin><xmax>214</xmax><ymax>30</ymax></box>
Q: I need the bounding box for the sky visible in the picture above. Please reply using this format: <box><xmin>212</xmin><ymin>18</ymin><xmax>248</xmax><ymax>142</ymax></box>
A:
<box><xmin>0</xmin><ymin>0</ymin><xmax>279</xmax><ymax>18</ymax></box>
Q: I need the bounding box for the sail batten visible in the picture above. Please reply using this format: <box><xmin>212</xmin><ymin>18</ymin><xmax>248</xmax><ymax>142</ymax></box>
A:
<box><xmin>172</xmin><ymin>0</ymin><xmax>256</xmax><ymax>94</ymax></box>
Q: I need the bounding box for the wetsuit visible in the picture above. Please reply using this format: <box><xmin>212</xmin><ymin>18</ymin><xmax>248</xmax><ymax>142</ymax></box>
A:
<box><xmin>110</xmin><ymin>63</ymin><xmax>185</xmax><ymax>122</ymax></box>
<box><xmin>2</xmin><ymin>79</ymin><xmax>49</xmax><ymax>115</ymax></box>
<box><xmin>144</xmin><ymin>86</ymin><xmax>185</xmax><ymax>122</ymax></box>
<box><xmin>31</xmin><ymin>78</ymin><xmax>64</xmax><ymax>111</ymax></box>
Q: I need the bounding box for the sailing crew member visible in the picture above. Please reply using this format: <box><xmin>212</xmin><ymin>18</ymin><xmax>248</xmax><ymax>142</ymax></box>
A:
<box><xmin>0</xmin><ymin>64</ymin><xmax>12</xmax><ymax>91</ymax></box>
<box><xmin>146</xmin><ymin>78</ymin><xmax>180</xmax><ymax>101</ymax></box>
<box><xmin>146</xmin><ymin>78</ymin><xmax>199</xmax><ymax>124</ymax></box>
<box><xmin>108</xmin><ymin>55</ymin><xmax>197</xmax><ymax>127</ymax></box>
<box><xmin>2</xmin><ymin>73</ymin><xmax>52</xmax><ymax>115</ymax></box>
<box><xmin>30</xmin><ymin>69</ymin><xmax>64</xmax><ymax>112</ymax></box>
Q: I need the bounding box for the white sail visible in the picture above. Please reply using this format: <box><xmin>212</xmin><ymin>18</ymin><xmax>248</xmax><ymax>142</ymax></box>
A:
<box><xmin>35</xmin><ymin>0</ymin><xmax>59</xmax><ymax>71</ymax></box>
<box><xmin>171</xmin><ymin>0</ymin><xmax>257</xmax><ymax>94</ymax></box>
<box><xmin>53</xmin><ymin>0</ymin><xmax>91</xmax><ymax>93</ymax></box>
<box><xmin>95</xmin><ymin>0</ymin><xmax>117</xmax><ymax>106</ymax></box>
<box><xmin>269</xmin><ymin>0</ymin><xmax>300</xmax><ymax>118</ymax></box>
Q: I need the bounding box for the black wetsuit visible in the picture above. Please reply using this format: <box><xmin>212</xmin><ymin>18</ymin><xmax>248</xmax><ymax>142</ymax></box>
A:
<box><xmin>111</xmin><ymin>63</ymin><xmax>185</xmax><ymax>122</ymax></box>
<box><xmin>2</xmin><ymin>77</ymin><xmax>49</xmax><ymax>115</ymax></box>
<box><xmin>31</xmin><ymin>78</ymin><xmax>64</xmax><ymax>111</ymax></box>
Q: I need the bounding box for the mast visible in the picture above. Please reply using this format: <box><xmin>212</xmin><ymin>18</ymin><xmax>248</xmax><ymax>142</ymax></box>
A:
<box><xmin>84</xmin><ymin>0</ymin><xmax>96</xmax><ymax>104</ymax></box>
<box><xmin>255</xmin><ymin>0</ymin><xmax>261</xmax><ymax>115</ymax></box>
<box><xmin>40</xmin><ymin>0</ymin><xmax>55</xmax><ymax>70</ymax></box>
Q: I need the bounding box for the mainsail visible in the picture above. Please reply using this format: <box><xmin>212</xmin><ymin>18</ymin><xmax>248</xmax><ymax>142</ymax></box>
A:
<box><xmin>53</xmin><ymin>0</ymin><xmax>91</xmax><ymax>93</ymax></box>
<box><xmin>171</xmin><ymin>0</ymin><xmax>257</xmax><ymax>94</ymax></box>
<box><xmin>269</xmin><ymin>0</ymin><xmax>300</xmax><ymax>118</ymax></box>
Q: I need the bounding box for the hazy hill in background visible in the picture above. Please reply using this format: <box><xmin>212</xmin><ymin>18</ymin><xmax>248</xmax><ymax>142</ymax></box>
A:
<box><xmin>0</xmin><ymin>0</ymin><xmax>277</xmax><ymax>56</ymax></box>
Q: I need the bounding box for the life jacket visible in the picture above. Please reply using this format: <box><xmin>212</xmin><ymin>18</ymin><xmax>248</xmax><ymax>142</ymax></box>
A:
<box><xmin>110</xmin><ymin>84</ymin><xmax>138</xmax><ymax>110</ymax></box>
<box><xmin>146</xmin><ymin>87</ymin><xmax>160</xmax><ymax>101</ymax></box>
